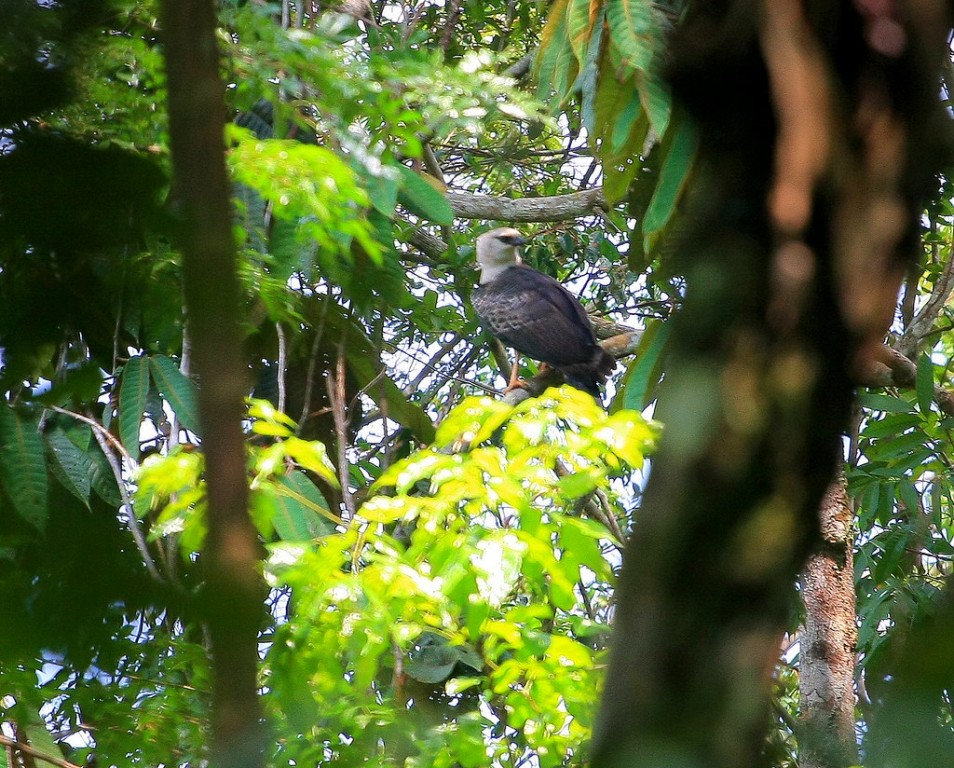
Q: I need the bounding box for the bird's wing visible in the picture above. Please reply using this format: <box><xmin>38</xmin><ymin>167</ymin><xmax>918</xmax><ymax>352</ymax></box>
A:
<box><xmin>473</xmin><ymin>265</ymin><xmax>599</xmax><ymax>367</ymax></box>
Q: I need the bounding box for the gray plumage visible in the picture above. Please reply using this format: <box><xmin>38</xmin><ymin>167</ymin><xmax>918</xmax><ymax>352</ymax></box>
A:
<box><xmin>472</xmin><ymin>227</ymin><xmax>615</xmax><ymax>398</ymax></box>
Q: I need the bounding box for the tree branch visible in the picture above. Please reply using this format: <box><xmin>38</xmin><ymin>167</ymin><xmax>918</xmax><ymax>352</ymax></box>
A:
<box><xmin>0</xmin><ymin>735</ymin><xmax>81</xmax><ymax>768</ymax></box>
<box><xmin>896</xmin><ymin>241</ymin><xmax>954</xmax><ymax>359</ymax></box>
<box><xmin>447</xmin><ymin>187</ymin><xmax>606</xmax><ymax>222</ymax></box>
<box><xmin>160</xmin><ymin>0</ymin><xmax>265</xmax><ymax>764</ymax></box>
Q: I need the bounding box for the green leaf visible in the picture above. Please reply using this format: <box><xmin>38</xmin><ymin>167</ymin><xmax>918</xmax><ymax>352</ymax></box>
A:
<box><xmin>119</xmin><ymin>356</ymin><xmax>150</xmax><ymax>458</ymax></box>
<box><xmin>916</xmin><ymin>352</ymin><xmax>935</xmax><ymax>415</ymax></box>
<box><xmin>602</xmin><ymin>156</ymin><xmax>641</xmax><ymax>205</ymax></box>
<box><xmin>435</xmin><ymin>396</ymin><xmax>512</xmax><ymax>449</ymax></box>
<box><xmin>283</xmin><ymin>436</ymin><xmax>339</xmax><ymax>489</ymax></box>
<box><xmin>271</xmin><ymin>471</ymin><xmax>336</xmax><ymax>540</ymax></box>
<box><xmin>19</xmin><ymin>710</ymin><xmax>63</xmax><ymax>766</ymax></box>
<box><xmin>557</xmin><ymin>470</ymin><xmax>599</xmax><ymax>499</ymax></box>
<box><xmin>858</xmin><ymin>392</ymin><xmax>916</xmax><ymax>414</ymax></box>
<box><xmin>609</xmin><ymin>84</ymin><xmax>647</xmax><ymax>157</ymax></box>
<box><xmin>363</xmin><ymin>167</ymin><xmax>399</xmax><ymax>217</ymax></box>
<box><xmin>88</xmin><ymin>443</ymin><xmax>123</xmax><ymax>506</ymax></box>
<box><xmin>636</xmin><ymin>66</ymin><xmax>671</xmax><ymax>137</ymax></box>
<box><xmin>396</xmin><ymin>166</ymin><xmax>454</xmax><ymax>226</ymax></box>
<box><xmin>534</xmin><ymin>0</ymin><xmax>577</xmax><ymax>107</ymax></box>
<box><xmin>606</xmin><ymin>0</ymin><xmax>657</xmax><ymax>75</ymax></box>
<box><xmin>0</xmin><ymin>405</ymin><xmax>48</xmax><ymax>530</ymax></box>
<box><xmin>45</xmin><ymin>425</ymin><xmax>93</xmax><ymax>507</ymax></box>
<box><xmin>618</xmin><ymin>318</ymin><xmax>671</xmax><ymax>410</ymax></box>
<box><xmin>566</xmin><ymin>0</ymin><xmax>595</xmax><ymax>65</ymax></box>
<box><xmin>643</xmin><ymin>115</ymin><xmax>696</xmax><ymax>248</ymax></box>
<box><xmin>577</xmin><ymin>8</ymin><xmax>605</xmax><ymax>136</ymax></box>
<box><xmin>149</xmin><ymin>355</ymin><xmax>201</xmax><ymax>436</ymax></box>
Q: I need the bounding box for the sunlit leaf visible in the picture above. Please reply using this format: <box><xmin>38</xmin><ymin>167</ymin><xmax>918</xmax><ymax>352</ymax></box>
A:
<box><xmin>283</xmin><ymin>436</ymin><xmax>340</xmax><ymax>489</ymax></box>
<box><xmin>267</xmin><ymin>470</ymin><xmax>336</xmax><ymax>540</ymax></box>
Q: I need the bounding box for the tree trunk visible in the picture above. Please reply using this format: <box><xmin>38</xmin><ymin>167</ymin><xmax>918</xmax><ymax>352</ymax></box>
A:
<box><xmin>799</xmin><ymin>477</ymin><xmax>858</xmax><ymax>768</ymax></box>
<box><xmin>159</xmin><ymin>2</ymin><xmax>265</xmax><ymax>766</ymax></box>
<box><xmin>592</xmin><ymin>3</ymin><xmax>951</xmax><ymax>767</ymax></box>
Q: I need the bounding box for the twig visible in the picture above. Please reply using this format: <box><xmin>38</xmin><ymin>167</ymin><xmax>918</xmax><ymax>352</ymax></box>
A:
<box><xmin>400</xmin><ymin>334</ymin><xmax>461</xmax><ymax>395</ymax></box>
<box><xmin>298</xmin><ymin>298</ymin><xmax>330</xmax><ymax>431</ymax></box>
<box><xmin>89</xmin><ymin>418</ymin><xmax>164</xmax><ymax>583</ymax></box>
<box><xmin>47</xmin><ymin>405</ymin><xmax>136</xmax><ymax>468</ymax></box>
<box><xmin>897</xmin><ymin>233</ymin><xmax>954</xmax><ymax>358</ymax></box>
<box><xmin>0</xmin><ymin>735</ymin><xmax>82</xmax><ymax>768</ymax></box>
<box><xmin>276</xmin><ymin>322</ymin><xmax>288</xmax><ymax>415</ymax></box>
<box><xmin>327</xmin><ymin>341</ymin><xmax>357</xmax><ymax>519</ymax></box>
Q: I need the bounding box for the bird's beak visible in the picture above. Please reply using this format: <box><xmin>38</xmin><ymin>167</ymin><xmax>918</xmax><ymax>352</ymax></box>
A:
<box><xmin>513</xmin><ymin>237</ymin><xmax>527</xmax><ymax>247</ymax></box>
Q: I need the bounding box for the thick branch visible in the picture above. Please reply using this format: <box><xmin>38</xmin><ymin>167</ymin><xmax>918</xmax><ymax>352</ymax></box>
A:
<box><xmin>592</xmin><ymin>4</ymin><xmax>952</xmax><ymax>768</ymax></box>
<box><xmin>856</xmin><ymin>342</ymin><xmax>954</xmax><ymax>416</ymax></box>
<box><xmin>896</xmin><ymin>244</ymin><xmax>954</xmax><ymax>358</ymax></box>
<box><xmin>799</xmin><ymin>477</ymin><xmax>858</xmax><ymax>768</ymax></box>
<box><xmin>160</xmin><ymin>0</ymin><xmax>265</xmax><ymax>765</ymax></box>
<box><xmin>446</xmin><ymin>187</ymin><xmax>606</xmax><ymax>221</ymax></box>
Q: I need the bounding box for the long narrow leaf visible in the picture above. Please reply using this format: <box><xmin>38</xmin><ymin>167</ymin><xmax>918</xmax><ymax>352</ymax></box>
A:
<box><xmin>271</xmin><ymin>471</ymin><xmax>337</xmax><ymax>540</ymax></box>
<box><xmin>617</xmin><ymin>318</ymin><xmax>671</xmax><ymax>411</ymax></box>
<box><xmin>396</xmin><ymin>166</ymin><xmax>453</xmax><ymax>226</ymax></box>
<box><xmin>119</xmin><ymin>355</ymin><xmax>150</xmax><ymax>457</ymax></box>
<box><xmin>45</xmin><ymin>425</ymin><xmax>94</xmax><ymax>507</ymax></box>
<box><xmin>534</xmin><ymin>0</ymin><xmax>577</xmax><ymax>107</ymax></box>
<box><xmin>0</xmin><ymin>405</ymin><xmax>48</xmax><ymax>530</ymax></box>
<box><xmin>606</xmin><ymin>0</ymin><xmax>657</xmax><ymax>75</ymax></box>
<box><xmin>643</xmin><ymin>114</ymin><xmax>697</xmax><ymax>250</ymax></box>
<box><xmin>916</xmin><ymin>352</ymin><xmax>935</xmax><ymax>415</ymax></box>
<box><xmin>149</xmin><ymin>355</ymin><xmax>201</xmax><ymax>436</ymax></box>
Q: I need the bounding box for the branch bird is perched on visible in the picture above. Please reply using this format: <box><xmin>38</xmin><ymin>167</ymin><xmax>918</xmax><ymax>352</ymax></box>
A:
<box><xmin>471</xmin><ymin>227</ymin><xmax>616</xmax><ymax>399</ymax></box>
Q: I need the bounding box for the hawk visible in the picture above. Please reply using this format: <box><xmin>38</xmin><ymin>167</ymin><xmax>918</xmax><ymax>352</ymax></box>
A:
<box><xmin>471</xmin><ymin>227</ymin><xmax>616</xmax><ymax>399</ymax></box>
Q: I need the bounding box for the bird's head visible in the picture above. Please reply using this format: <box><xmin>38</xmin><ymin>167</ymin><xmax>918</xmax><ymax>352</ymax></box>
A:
<box><xmin>475</xmin><ymin>227</ymin><xmax>526</xmax><ymax>282</ymax></box>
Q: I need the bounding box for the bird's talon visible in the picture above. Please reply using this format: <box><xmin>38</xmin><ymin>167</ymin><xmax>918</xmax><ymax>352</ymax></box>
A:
<box><xmin>502</xmin><ymin>378</ymin><xmax>530</xmax><ymax>394</ymax></box>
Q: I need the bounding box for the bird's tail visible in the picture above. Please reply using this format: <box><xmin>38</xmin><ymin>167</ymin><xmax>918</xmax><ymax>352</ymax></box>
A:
<box><xmin>558</xmin><ymin>348</ymin><xmax>617</xmax><ymax>399</ymax></box>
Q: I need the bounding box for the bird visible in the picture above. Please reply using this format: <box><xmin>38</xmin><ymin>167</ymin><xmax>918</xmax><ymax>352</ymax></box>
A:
<box><xmin>471</xmin><ymin>227</ymin><xmax>616</xmax><ymax>399</ymax></box>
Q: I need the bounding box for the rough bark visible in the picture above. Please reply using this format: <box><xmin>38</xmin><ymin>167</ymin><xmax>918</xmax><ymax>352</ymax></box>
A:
<box><xmin>591</xmin><ymin>3</ymin><xmax>951</xmax><ymax>768</ymax></box>
<box><xmin>799</xmin><ymin>477</ymin><xmax>858</xmax><ymax>768</ymax></box>
<box><xmin>160</xmin><ymin>2</ymin><xmax>265</xmax><ymax>766</ymax></box>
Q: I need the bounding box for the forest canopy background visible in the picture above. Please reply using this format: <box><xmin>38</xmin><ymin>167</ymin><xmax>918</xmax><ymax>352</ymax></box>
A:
<box><xmin>1</xmin><ymin>1</ymin><xmax>954</xmax><ymax>768</ymax></box>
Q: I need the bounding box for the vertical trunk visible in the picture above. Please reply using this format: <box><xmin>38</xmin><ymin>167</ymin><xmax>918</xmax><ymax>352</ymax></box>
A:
<box><xmin>592</xmin><ymin>3</ymin><xmax>951</xmax><ymax>767</ymax></box>
<box><xmin>799</xmin><ymin>477</ymin><xmax>858</xmax><ymax>768</ymax></box>
<box><xmin>159</xmin><ymin>2</ymin><xmax>265</xmax><ymax>767</ymax></box>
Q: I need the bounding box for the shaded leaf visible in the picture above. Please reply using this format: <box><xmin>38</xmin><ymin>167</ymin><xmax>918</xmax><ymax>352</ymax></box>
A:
<box><xmin>916</xmin><ymin>352</ymin><xmax>935</xmax><ymax>415</ymax></box>
<box><xmin>617</xmin><ymin>318</ymin><xmax>671</xmax><ymax>410</ymax></box>
<box><xmin>149</xmin><ymin>355</ymin><xmax>201</xmax><ymax>436</ymax></box>
<box><xmin>119</xmin><ymin>355</ymin><xmax>150</xmax><ymax>457</ymax></box>
<box><xmin>642</xmin><ymin>114</ymin><xmax>696</xmax><ymax>249</ymax></box>
<box><xmin>858</xmin><ymin>392</ymin><xmax>916</xmax><ymax>414</ymax></box>
<box><xmin>0</xmin><ymin>404</ymin><xmax>48</xmax><ymax>530</ymax></box>
<box><xmin>396</xmin><ymin>166</ymin><xmax>453</xmax><ymax>226</ymax></box>
<box><xmin>534</xmin><ymin>0</ymin><xmax>577</xmax><ymax>107</ymax></box>
<box><xmin>45</xmin><ymin>425</ymin><xmax>93</xmax><ymax>507</ymax></box>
